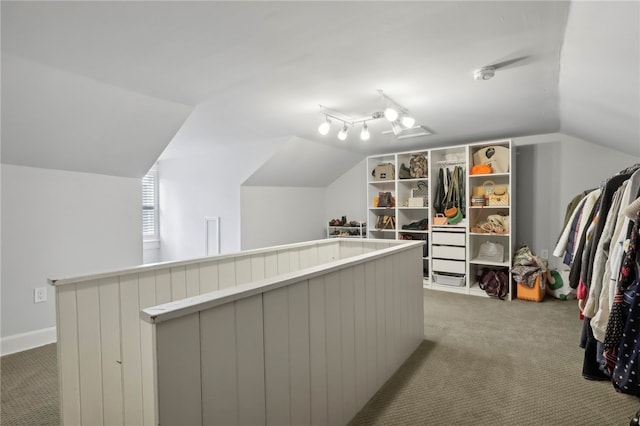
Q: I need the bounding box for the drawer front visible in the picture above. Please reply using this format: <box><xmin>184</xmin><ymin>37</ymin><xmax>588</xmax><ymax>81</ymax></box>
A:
<box><xmin>432</xmin><ymin>231</ymin><xmax>465</xmax><ymax>246</ymax></box>
<box><xmin>432</xmin><ymin>259</ymin><xmax>466</xmax><ymax>274</ymax></box>
<box><xmin>432</xmin><ymin>245</ymin><xmax>466</xmax><ymax>261</ymax></box>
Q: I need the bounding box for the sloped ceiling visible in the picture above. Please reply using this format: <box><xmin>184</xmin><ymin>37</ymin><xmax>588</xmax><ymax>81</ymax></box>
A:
<box><xmin>243</xmin><ymin>137</ymin><xmax>364</xmax><ymax>188</ymax></box>
<box><xmin>1</xmin><ymin>54</ymin><xmax>193</xmax><ymax>178</ymax></box>
<box><xmin>559</xmin><ymin>1</ymin><xmax>640</xmax><ymax>156</ymax></box>
<box><xmin>1</xmin><ymin>1</ymin><xmax>638</xmax><ymax>181</ymax></box>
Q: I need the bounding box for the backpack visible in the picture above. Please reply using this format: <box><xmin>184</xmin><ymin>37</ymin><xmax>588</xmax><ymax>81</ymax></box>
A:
<box><xmin>479</xmin><ymin>268</ymin><xmax>509</xmax><ymax>300</ymax></box>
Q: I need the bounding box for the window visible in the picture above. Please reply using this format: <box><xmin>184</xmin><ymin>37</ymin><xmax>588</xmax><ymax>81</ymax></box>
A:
<box><xmin>142</xmin><ymin>166</ymin><xmax>159</xmax><ymax>241</ymax></box>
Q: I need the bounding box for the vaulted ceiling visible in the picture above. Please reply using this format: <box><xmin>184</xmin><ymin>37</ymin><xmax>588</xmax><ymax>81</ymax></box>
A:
<box><xmin>1</xmin><ymin>1</ymin><xmax>638</xmax><ymax>179</ymax></box>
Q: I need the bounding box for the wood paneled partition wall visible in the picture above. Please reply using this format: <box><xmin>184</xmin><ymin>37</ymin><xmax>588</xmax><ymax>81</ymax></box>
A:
<box><xmin>50</xmin><ymin>238</ymin><xmax>425</xmax><ymax>426</ymax></box>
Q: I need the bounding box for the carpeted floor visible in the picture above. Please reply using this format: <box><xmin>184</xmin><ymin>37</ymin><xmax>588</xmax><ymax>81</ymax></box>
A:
<box><xmin>1</xmin><ymin>290</ymin><xmax>639</xmax><ymax>425</ymax></box>
<box><xmin>1</xmin><ymin>342</ymin><xmax>59</xmax><ymax>425</ymax></box>
<box><xmin>350</xmin><ymin>290</ymin><xmax>640</xmax><ymax>425</ymax></box>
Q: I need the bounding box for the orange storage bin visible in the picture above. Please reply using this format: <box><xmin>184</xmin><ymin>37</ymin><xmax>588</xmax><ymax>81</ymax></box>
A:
<box><xmin>516</xmin><ymin>273</ymin><xmax>545</xmax><ymax>302</ymax></box>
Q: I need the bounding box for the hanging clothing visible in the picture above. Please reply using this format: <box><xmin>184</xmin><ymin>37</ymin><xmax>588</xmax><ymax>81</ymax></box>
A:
<box><xmin>569</xmin><ymin>195</ymin><xmax>602</xmax><ymax>289</ymax></box>
<box><xmin>609</xmin><ymin>280</ymin><xmax>640</xmax><ymax>395</ymax></box>
<box><xmin>583</xmin><ymin>174</ymin><xmax>633</xmax><ymax>290</ymax></box>
<box><xmin>604</xmin><ymin>209</ymin><xmax>640</xmax><ymax>378</ymax></box>
<box><xmin>554</xmin><ymin>189</ymin><xmax>601</xmax><ymax>265</ymax></box>
<box><xmin>561</xmin><ymin>189</ymin><xmax>594</xmax><ymax>233</ymax></box>
<box><xmin>583</xmin><ymin>182</ymin><xmax>627</xmax><ymax>319</ymax></box>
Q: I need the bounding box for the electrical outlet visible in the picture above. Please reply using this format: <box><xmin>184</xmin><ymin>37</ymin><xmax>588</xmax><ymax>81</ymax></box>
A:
<box><xmin>34</xmin><ymin>287</ymin><xmax>47</xmax><ymax>303</ymax></box>
<box><xmin>540</xmin><ymin>249</ymin><xmax>549</xmax><ymax>259</ymax></box>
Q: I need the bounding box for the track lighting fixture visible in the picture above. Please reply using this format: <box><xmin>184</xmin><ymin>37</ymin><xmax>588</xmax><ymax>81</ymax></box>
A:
<box><xmin>316</xmin><ymin>90</ymin><xmax>428</xmax><ymax>141</ymax></box>
<box><xmin>318</xmin><ymin>116</ymin><xmax>331</xmax><ymax>135</ymax></box>
<box><xmin>360</xmin><ymin>122</ymin><xmax>370</xmax><ymax>141</ymax></box>
<box><xmin>337</xmin><ymin>123</ymin><xmax>349</xmax><ymax>141</ymax></box>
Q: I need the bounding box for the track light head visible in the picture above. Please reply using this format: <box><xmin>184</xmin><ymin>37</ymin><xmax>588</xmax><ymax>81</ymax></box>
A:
<box><xmin>384</xmin><ymin>107</ymin><xmax>399</xmax><ymax>122</ymax></box>
<box><xmin>337</xmin><ymin>123</ymin><xmax>349</xmax><ymax>141</ymax></box>
<box><xmin>391</xmin><ymin>121</ymin><xmax>403</xmax><ymax>136</ymax></box>
<box><xmin>360</xmin><ymin>122</ymin><xmax>370</xmax><ymax>141</ymax></box>
<box><xmin>318</xmin><ymin>116</ymin><xmax>331</xmax><ymax>135</ymax></box>
<box><xmin>401</xmin><ymin>116</ymin><xmax>415</xmax><ymax>128</ymax></box>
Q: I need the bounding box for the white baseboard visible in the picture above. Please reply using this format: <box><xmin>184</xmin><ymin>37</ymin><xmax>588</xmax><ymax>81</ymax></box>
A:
<box><xmin>1</xmin><ymin>326</ymin><xmax>57</xmax><ymax>356</ymax></box>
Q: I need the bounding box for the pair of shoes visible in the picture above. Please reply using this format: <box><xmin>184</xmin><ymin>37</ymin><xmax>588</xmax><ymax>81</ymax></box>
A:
<box><xmin>402</xmin><ymin>218</ymin><xmax>428</xmax><ymax>230</ymax></box>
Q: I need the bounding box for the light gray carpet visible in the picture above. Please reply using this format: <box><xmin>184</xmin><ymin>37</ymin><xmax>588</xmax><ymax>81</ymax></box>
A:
<box><xmin>1</xmin><ymin>291</ymin><xmax>639</xmax><ymax>425</ymax></box>
<box><xmin>350</xmin><ymin>290</ymin><xmax>640</xmax><ymax>425</ymax></box>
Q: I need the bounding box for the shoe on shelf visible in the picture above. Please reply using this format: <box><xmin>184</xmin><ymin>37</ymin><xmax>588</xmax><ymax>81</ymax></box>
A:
<box><xmin>402</xmin><ymin>218</ymin><xmax>429</xmax><ymax>230</ymax></box>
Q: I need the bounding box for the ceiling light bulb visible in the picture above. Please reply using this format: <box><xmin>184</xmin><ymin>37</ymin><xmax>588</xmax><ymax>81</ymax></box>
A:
<box><xmin>401</xmin><ymin>116</ymin><xmax>415</xmax><ymax>128</ymax></box>
<box><xmin>337</xmin><ymin>124</ymin><xmax>348</xmax><ymax>141</ymax></box>
<box><xmin>318</xmin><ymin>117</ymin><xmax>331</xmax><ymax>135</ymax></box>
<box><xmin>384</xmin><ymin>107</ymin><xmax>399</xmax><ymax>122</ymax></box>
<box><xmin>360</xmin><ymin>122</ymin><xmax>370</xmax><ymax>141</ymax></box>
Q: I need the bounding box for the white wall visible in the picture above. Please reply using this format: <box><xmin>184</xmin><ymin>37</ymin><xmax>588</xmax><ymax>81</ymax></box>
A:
<box><xmin>325</xmin><ymin>159</ymin><xmax>368</xmax><ymax>225</ymax></box>
<box><xmin>157</xmin><ymin>137</ymin><xmax>284</xmax><ymax>261</ymax></box>
<box><xmin>240</xmin><ymin>186</ymin><xmax>326</xmax><ymax>250</ymax></box>
<box><xmin>240</xmin><ymin>159</ymin><xmax>366</xmax><ymax>250</ymax></box>
<box><xmin>1</xmin><ymin>165</ymin><xmax>142</xmax><ymax>349</ymax></box>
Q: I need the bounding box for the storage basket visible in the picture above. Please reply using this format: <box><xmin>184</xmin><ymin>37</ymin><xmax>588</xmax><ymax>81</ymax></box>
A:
<box><xmin>516</xmin><ymin>273</ymin><xmax>545</xmax><ymax>302</ymax></box>
<box><xmin>433</xmin><ymin>273</ymin><xmax>465</xmax><ymax>287</ymax></box>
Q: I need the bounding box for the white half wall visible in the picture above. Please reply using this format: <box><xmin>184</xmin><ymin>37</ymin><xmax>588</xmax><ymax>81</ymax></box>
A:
<box><xmin>240</xmin><ymin>186</ymin><xmax>326</xmax><ymax>250</ymax></box>
<box><xmin>1</xmin><ymin>165</ymin><xmax>142</xmax><ymax>352</ymax></box>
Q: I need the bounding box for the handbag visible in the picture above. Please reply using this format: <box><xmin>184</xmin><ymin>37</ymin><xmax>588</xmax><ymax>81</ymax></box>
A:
<box><xmin>476</xmin><ymin>241</ymin><xmax>504</xmax><ymax>263</ymax></box>
<box><xmin>488</xmin><ymin>185</ymin><xmax>509</xmax><ymax>206</ymax></box>
<box><xmin>479</xmin><ymin>268</ymin><xmax>509</xmax><ymax>300</ymax></box>
<box><xmin>399</xmin><ymin>163</ymin><xmax>411</xmax><ymax>179</ymax></box>
<box><xmin>408</xmin><ymin>197</ymin><xmax>425</xmax><ymax>207</ymax></box>
<box><xmin>412</xmin><ymin>180</ymin><xmax>429</xmax><ymax>198</ymax></box>
<box><xmin>472</xmin><ymin>146</ymin><xmax>510</xmax><ymax>173</ymax></box>
<box><xmin>444</xmin><ymin>168</ymin><xmax>462</xmax><ymax>220</ymax></box>
<box><xmin>472</xmin><ymin>180</ymin><xmax>495</xmax><ymax>198</ymax></box>
<box><xmin>375</xmin><ymin>215</ymin><xmax>395</xmax><ymax>229</ymax></box>
<box><xmin>372</xmin><ymin>163</ymin><xmax>395</xmax><ymax>180</ymax></box>
<box><xmin>470</xmin><ymin>164</ymin><xmax>492</xmax><ymax>175</ymax></box>
<box><xmin>409</xmin><ymin>154</ymin><xmax>428</xmax><ymax>178</ymax></box>
<box><xmin>487</xmin><ymin>214</ymin><xmax>509</xmax><ymax>234</ymax></box>
<box><xmin>433</xmin><ymin>214</ymin><xmax>448</xmax><ymax>226</ymax></box>
<box><xmin>433</xmin><ymin>168</ymin><xmax>445</xmax><ymax>213</ymax></box>
<box><xmin>447</xmin><ymin>208</ymin><xmax>463</xmax><ymax>225</ymax></box>
<box><xmin>377</xmin><ymin>191</ymin><xmax>394</xmax><ymax>207</ymax></box>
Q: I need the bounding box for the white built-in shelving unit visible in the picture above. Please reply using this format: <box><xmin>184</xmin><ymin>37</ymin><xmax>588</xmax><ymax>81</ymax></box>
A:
<box><xmin>366</xmin><ymin>139</ymin><xmax>516</xmax><ymax>299</ymax></box>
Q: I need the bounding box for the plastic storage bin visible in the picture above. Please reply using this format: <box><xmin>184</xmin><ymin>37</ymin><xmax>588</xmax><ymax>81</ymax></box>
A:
<box><xmin>516</xmin><ymin>273</ymin><xmax>545</xmax><ymax>302</ymax></box>
<box><xmin>433</xmin><ymin>273</ymin><xmax>466</xmax><ymax>287</ymax></box>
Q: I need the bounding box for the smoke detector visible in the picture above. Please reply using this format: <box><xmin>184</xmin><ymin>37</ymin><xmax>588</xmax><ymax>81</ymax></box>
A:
<box><xmin>473</xmin><ymin>67</ymin><xmax>495</xmax><ymax>81</ymax></box>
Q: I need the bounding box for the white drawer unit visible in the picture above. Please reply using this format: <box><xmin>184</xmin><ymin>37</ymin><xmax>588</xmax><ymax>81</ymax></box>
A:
<box><xmin>431</xmin><ymin>230</ymin><xmax>465</xmax><ymax>247</ymax></box>
<box><xmin>432</xmin><ymin>245</ymin><xmax>466</xmax><ymax>260</ymax></box>
<box><xmin>432</xmin><ymin>228</ymin><xmax>466</xmax><ymax>277</ymax></box>
<box><xmin>432</xmin><ymin>259</ymin><xmax>466</xmax><ymax>274</ymax></box>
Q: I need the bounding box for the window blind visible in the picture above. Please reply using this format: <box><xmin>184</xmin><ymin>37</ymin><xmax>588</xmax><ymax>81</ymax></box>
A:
<box><xmin>142</xmin><ymin>168</ymin><xmax>158</xmax><ymax>239</ymax></box>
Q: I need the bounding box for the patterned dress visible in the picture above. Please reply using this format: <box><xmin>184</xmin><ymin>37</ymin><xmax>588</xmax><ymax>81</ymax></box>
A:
<box><xmin>604</xmin><ymin>209</ymin><xmax>640</xmax><ymax>395</ymax></box>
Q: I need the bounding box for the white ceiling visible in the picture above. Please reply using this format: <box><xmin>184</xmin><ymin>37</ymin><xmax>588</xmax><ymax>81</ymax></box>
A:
<box><xmin>1</xmin><ymin>1</ymin><xmax>638</xmax><ymax>179</ymax></box>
